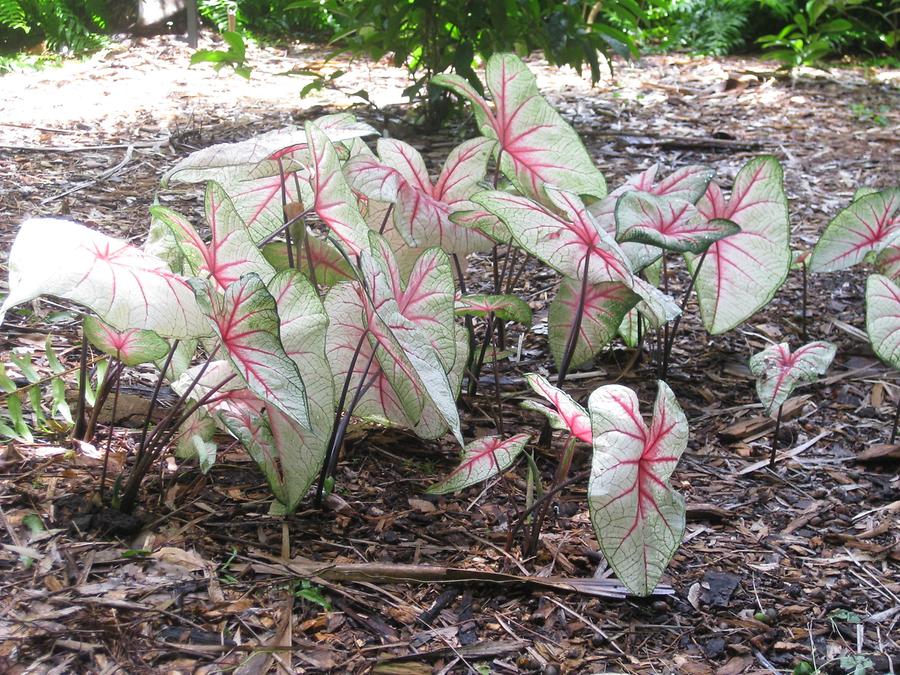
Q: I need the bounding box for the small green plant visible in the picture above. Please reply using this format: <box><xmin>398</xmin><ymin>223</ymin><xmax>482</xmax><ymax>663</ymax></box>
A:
<box><xmin>190</xmin><ymin>30</ymin><xmax>252</xmax><ymax>79</ymax></box>
<box><xmin>849</xmin><ymin>103</ymin><xmax>889</xmax><ymax>128</ymax></box>
<box><xmin>758</xmin><ymin>0</ymin><xmax>854</xmax><ymax>69</ymax></box>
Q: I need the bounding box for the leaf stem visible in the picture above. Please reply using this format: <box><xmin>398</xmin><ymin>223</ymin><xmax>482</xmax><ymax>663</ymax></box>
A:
<box><xmin>891</xmin><ymin>395</ymin><xmax>900</xmax><ymax>445</ymax></box>
<box><xmin>769</xmin><ymin>403</ymin><xmax>784</xmax><ymax>467</ymax></box>
<box><xmin>661</xmin><ymin>248</ymin><xmax>709</xmax><ymax>380</ymax></box>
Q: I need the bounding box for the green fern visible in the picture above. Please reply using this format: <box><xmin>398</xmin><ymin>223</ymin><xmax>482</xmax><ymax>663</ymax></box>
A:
<box><xmin>670</xmin><ymin>0</ymin><xmax>755</xmax><ymax>55</ymax></box>
<box><xmin>0</xmin><ymin>0</ymin><xmax>29</xmax><ymax>32</ymax></box>
<box><xmin>1</xmin><ymin>0</ymin><xmax>107</xmax><ymax>54</ymax></box>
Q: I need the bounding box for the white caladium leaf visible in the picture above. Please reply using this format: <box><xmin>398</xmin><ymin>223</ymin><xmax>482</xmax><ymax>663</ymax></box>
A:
<box><xmin>548</xmin><ymin>280</ymin><xmax>640</xmax><ymax>370</ymax></box>
<box><xmin>0</xmin><ymin>218</ymin><xmax>210</xmax><ymax>338</ymax></box>
<box><xmin>433</xmin><ymin>53</ymin><xmax>606</xmax><ymax>201</ymax></box>
<box><xmin>426</xmin><ymin>434</ymin><xmax>530</xmax><ymax>494</ymax></box>
<box><xmin>588</xmin><ymin>381</ymin><xmax>688</xmax><ymax>596</ymax></box>
<box><xmin>264</xmin><ymin>270</ymin><xmax>334</xmax><ymax>506</ymax></box>
<box><xmin>808</xmin><ymin>188</ymin><xmax>900</xmax><ymax>273</ymax></box>
<box><xmin>686</xmin><ymin>156</ymin><xmax>791</xmax><ymax>334</ymax></box>
<box><xmin>83</xmin><ymin>316</ymin><xmax>170</xmax><ymax>367</ymax></box>
<box><xmin>304</xmin><ymin>120</ymin><xmax>371</xmax><ymax>256</ymax></box>
<box><xmin>221</xmin><ymin>168</ymin><xmax>310</xmax><ymax>244</ymax></box>
<box><xmin>194</xmin><ymin>273</ymin><xmax>310</xmax><ymax>430</ymax></box>
<box><xmin>524</xmin><ymin>373</ymin><xmax>592</xmax><ymax>443</ymax></box>
<box><xmin>161</xmin><ymin>114</ymin><xmax>377</xmax><ymax>185</ymax></box>
<box><xmin>615</xmin><ymin>192</ymin><xmax>740</xmax><ymax>254</ymax></box>
<box><xmin>151</xmin><ymin>182</ymin><xmax>275</xmax><ymax>288</ymax></box>
<box><xmin>260</xmin><ymin>236</ymin><xmax>355</xmax><ymax>286</ymax></box>
<box><xmin>172</xmin><ymin>360</ymin><xmax>261</xmax><ymax>421</ymax></box>
<box><xmin>866</xmin><ymin>274</ymin><xmax>900</xmax><ymax>370</ymax></box>
<box><xmin>346</xmin><ymin>137</ymin><xmax>496</xmax><ymax>255</ymax></box>
<box><xmin>455</xmin><ymin>294</ymin><xmax>533</xmax><ymax>325</ymax></box>
<box><xmin>749</xmin><ymin>341</ymin><xmax>836</xmax><ymax>415</ymax></box>
<box><xmin>174</xmin><ymin>409</ymin><xmax>218</xmax><ymax>474</ymax></box>
<box><xmin>473</xmin><ymin>188</ymin><xmax>633</xmax><ymax>286</ymax></box>
<box><xmin>589</xmin><ymin>164</ymin><xmax>715</xmax><ymax>234</ymax></box>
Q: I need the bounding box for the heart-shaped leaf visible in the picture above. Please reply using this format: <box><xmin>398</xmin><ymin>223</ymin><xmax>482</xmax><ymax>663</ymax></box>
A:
<box><xmin>749</xmin><ymin>341</ymin><xmax>836</xmax><ymax>415</ymax></box>
<box><xmin>455</xmin><ymin>294</ymin><xmax>533</xmax><ymax>325</ymax></box>
<box><xmin>615</xmin><ymin>192</ymin><xmax>740</xmax><ymax>253</ymax></box>
<box><xmin>523</xmin><ymin>373</ymin><xmax>592</xmax><ymax>443</ymax></box>
<box><xmin>587</xmin><ymin>380</ymin><xmax>688</xmax><ymax>596</ymax></box>
<box><xmin>174</xmin><ymin>410</ymin><xmax>218</xmax><ymax>474</ymax></box>
<box><xmin>686</xmin><ymin>156</ymin><xmax>791</xmax><ymax>334</ymax></box>
<box><xmin>0</xmin><ymin>218</ymin><xmax>209</xmax><ymax>339</ymax></box>
<box><xmin>426</xmin><ymin>434</ymin><xmax>530</xmax><ymax>494</ymax></box>
<box><xmin>866</xmin><ymin>274</ymin><xmax>900</xmax><ymax>370</ymax></box>
<box><xmin>874</xmin><ymin>238</ymin><xmax>900</xmax><ymax>281</ymax></box>
<box><xmin>304</xmin><ymin>120</ymin><xmax>371</xmax><ymax>256</ymax></box>
<box><xmin>808</xmin><ymin>189</ymin><xmax>900</xmax><ymax>273</ymax></box>
<box><xmin>83</xmin><ymin>316</ymin><xmax>170</xmax><ymax>366</ymax></box>
<box><xmin>194</xmin><ymin>273</ymin><xmax>310</xmax><ymax>430</ymax></box>
<box><xmin>260</xmin><ymin>234</ymin><xmax>355</xmax><ymax>286</ymax></box>
<box><xmin>433</xmin><ymin>54</ymin><xmax>606</xmax><ymax>201</ymax></box>
<box><xmin>548</xmin><ymin>280</ymin><xmax>640</xmax><ymax>370</ymax></box>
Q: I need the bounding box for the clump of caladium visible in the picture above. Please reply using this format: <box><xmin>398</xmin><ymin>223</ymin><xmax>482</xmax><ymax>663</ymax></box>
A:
<box><xmin>808</xmin><ymin>187</ymin><xmax>899</xmax><ymax>274</ymax></box>
<box><xmin>524</xmin><ymin>374</ymin><xmax>688</xmax><ymax>596</ymax></box>
<box><xmin>749</xmin><ymin>340</ymin><xmax>835</xmax><ymax>466</ymax></box>
<box><xmin>866</xmin><ymin>274</ymin><xmax>900</xmax><ymax>442</ymax></box>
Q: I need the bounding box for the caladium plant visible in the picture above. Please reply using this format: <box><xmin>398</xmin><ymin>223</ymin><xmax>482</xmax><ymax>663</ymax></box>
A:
<box><xmin>808</xmin><ymin>188</ymin><xmax>900</xmax><ymax>274</ymax></box>
<box><xmin>749</xmin><ymin>340</ymin><xmax>836</xmax><ymax>465</ymax></box>
<box><xmin>524</xmin><ymin>375</ymin><xmax>688</xmax><ymax>595</ymax></box>
<box><xmin>866</xmin><ymin>274</ymin><xmax>900</xmax><ymax>442</ymax></box>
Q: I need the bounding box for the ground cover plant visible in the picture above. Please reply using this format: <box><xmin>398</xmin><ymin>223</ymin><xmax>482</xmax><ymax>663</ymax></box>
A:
<box><xmin>0</xmin><ymin>42</ymin><xmax>898</xmax><ymax>673</ymax></box>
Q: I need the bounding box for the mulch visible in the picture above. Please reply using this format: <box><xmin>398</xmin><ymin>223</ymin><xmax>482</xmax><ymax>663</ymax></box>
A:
<box><xmin>0</xmin><ymin>32</ymin><xmax>898</xmax><ymax>674</ymax></box>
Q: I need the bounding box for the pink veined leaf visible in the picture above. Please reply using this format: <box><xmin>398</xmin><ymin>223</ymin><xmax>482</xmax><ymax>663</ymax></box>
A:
<box><xmin>524</xmin><ymin>373</ymin><xmax>592</xmax><ymax>443</ymax></box>
<box><xmin>426</xmin><ymin>434</ymin><xmax>531</xmax><ymax>494</ymax></box>
<box><xmin>866</xmin><ymin>274</ymin><xmax>900</xmax><ymax>370</ymax></box>
<box><xmin>260</xmin><ymin>235</ymin><xmax>355</xmax><ymax>286</ymax></box>
<box><xmin>194</xmin><ymin>273</ymin><xmax>310</xmax><ymax>431</ymax></box>
<box><xmin>749</xmin><ymin>341</ymin><xmax>836</xmax><ymax>415</ymax></box>
<box><xmin>304</xmin><ymin>120</ymin><xmax>371</xmax><ymax>257</ymax></box>
<box><xmin>615</xmin><ymin>192</ymin><xmax>740</xmax><ymax>254</ymax></box>
<box><xmin>346</xmin><ymin>137</ymin><xmax>497</xmax><ymax>255</ymax></box>
<box><xmin>433</xmin><ymin>54</ymin><xmax>606</xmax><ymax>201</ymax></box>
<box><xmin>222</xmin><ymin>168</ymin><xmax>310</xmax><ymax>244</ymax></box>
<box><xmin>548</xmin><ymin>280</ymin><xmax>641</xmax><ymax>371</ymax></box>
<box><xmin>686</xmin><ymin>156</ymin><xmax>791</xmax><ymax>334</ymax></box>
<box><xmin>151</xmin><ymin>182</ymin><xmax>275</xmax><ymax>289</ymax></box>
<box><xmin>174</xmin><ymin>409</ymin><xmax>218</xmax><ymax>474</ymax></box>
<box><xmin>587</xmin><ymin>380</ymin><xmax>688</xmax><ymax>596</ymax></box>
<box><xmin>808</xmin><ymin>188</ymin><xmax>900</xmax><ymax>273</ymax></box>
<box><xmin>82</xmin><ymin>316</ymin><xmax>170</xmax><ymax>367</ymax></box>
<box><xmin>0</xmin><ymin>218</ymin><xmax>210</xmax><ymax>339</ymax></box>
<box><xmin>588</xmin><ymin>164</ymin><xmax>715</xmax><ymax>235</ymax></box>
<box><xmin>161</xmin><ymin>113</ymin><xmax>377</xmax><ymax>185</ymax></box>
<box><xmin>473</xmin><ymin>187</ymin><xmax>633</xmax><ymax>286</ymax></box>
<box><xmin>455</xmin><ymin>293</ymin><xmax>533</xmax><ymax>325</ymax></box>
<box><xmin>172</xmin><ymin>360</ymin><xmax>263</xmax><ymax>421</ymax></box>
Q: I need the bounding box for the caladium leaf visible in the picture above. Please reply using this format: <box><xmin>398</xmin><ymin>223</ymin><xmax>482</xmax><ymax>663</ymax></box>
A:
<box><xmin>686</xmin><ymin>156</ymin><xmax>791</xmax><ymax>334</ymax></box>
<box><xmin>473</xmin><ymin>187</ymin><xmax>633</xmax><ymax>286</ymax></box>
<box><xmin>808</xmin><ymin>188</ymin><xmax>900</xmax><ymax>273</ymax></box>
<box><xmin>304</xmin><ymin>120</ymin><xmax>371</xmax><ymax>256</ymax></box>
<box><xmin>615</xmin><ymin>192</ymin><xmax>740</xmax><ymax>254</ymax></box>
<box><xmin>0</xmin><ymin>218</ymin><xmax>209</xmax><ymax>339</ymax></box>
<box><xmin>874</xmin><ymin>238</ymin><xmax>900</xmax><ymax>281</ymax></box>
<box><xmin>222</xmin><ymin>168</ymin><xmax>310</xmax><ymax>244</ymax></box>
<box><xmin>433</xmin><ymin>53</ymin><xmax>606</xmax><ymax>201</ymax></box>
<box><xmin>524</xmin><ymin>373</ymin><xmax>592</xmax><ymax>443</ymax></box>
<box><xmin>548</xmin><ymin>280</ymin><xmax>640</xmax><ymax>370</ymax></box>
<box><xmin>83</xmin><ymin>316</ymin><xmax>170</xmax><ymax>367</ymax></box>
<box><xmin>589</xmin><ymin>164</ymin><xmax>715</xmax><ymax>234</ymax></box>
<box><xmin>194</xmin><ymin>273</ymin><xmax>310</xmax><ymax>430</ymax></box>
<box><xmin>151</xmin><ymin>182</ymin><xmax>275</xmax><ymax>288</ymax></box>
<box><xmin>455</xmin><ymin>294</ymin><xmax>533</xmax><ymax>325</ymax></box>
<box><xmin>426</xmin><ymin>434</ymin><xmax>530</xmax><ymax>494</ymax></box>
<box><xmin>749</xmin><ymin>341</ymin><xmax>836</xmax><ymax>415</ymax></box>
<box><xmin>161</xmin><ymin>114</ymin><xmax>377</xmax><ymax>185</ymax></box>
<box><xmin>588</xmin><ymin>381</ymin><xmax>688</xmax><ymax>596</ymax></box>
<box><xmin>866</xmin><ymin>274</ymin><xmax>900</xmax><ymax>370</ymax></box>
<box><xmin>346</xmin><ymin>138</ymin><xmax>496</xmax><ymax>255</ymax></box>
<box><xmin>174</xmin><ymin>409</ymin><xmax>218</xmax><ymax>474</ymax></box>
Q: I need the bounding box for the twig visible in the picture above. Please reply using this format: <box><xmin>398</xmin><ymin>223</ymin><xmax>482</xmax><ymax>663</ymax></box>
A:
<box><xmin>42</xmin><ymin>145</ymin><xmax>135</xmax><ymax>204</ymax></box>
